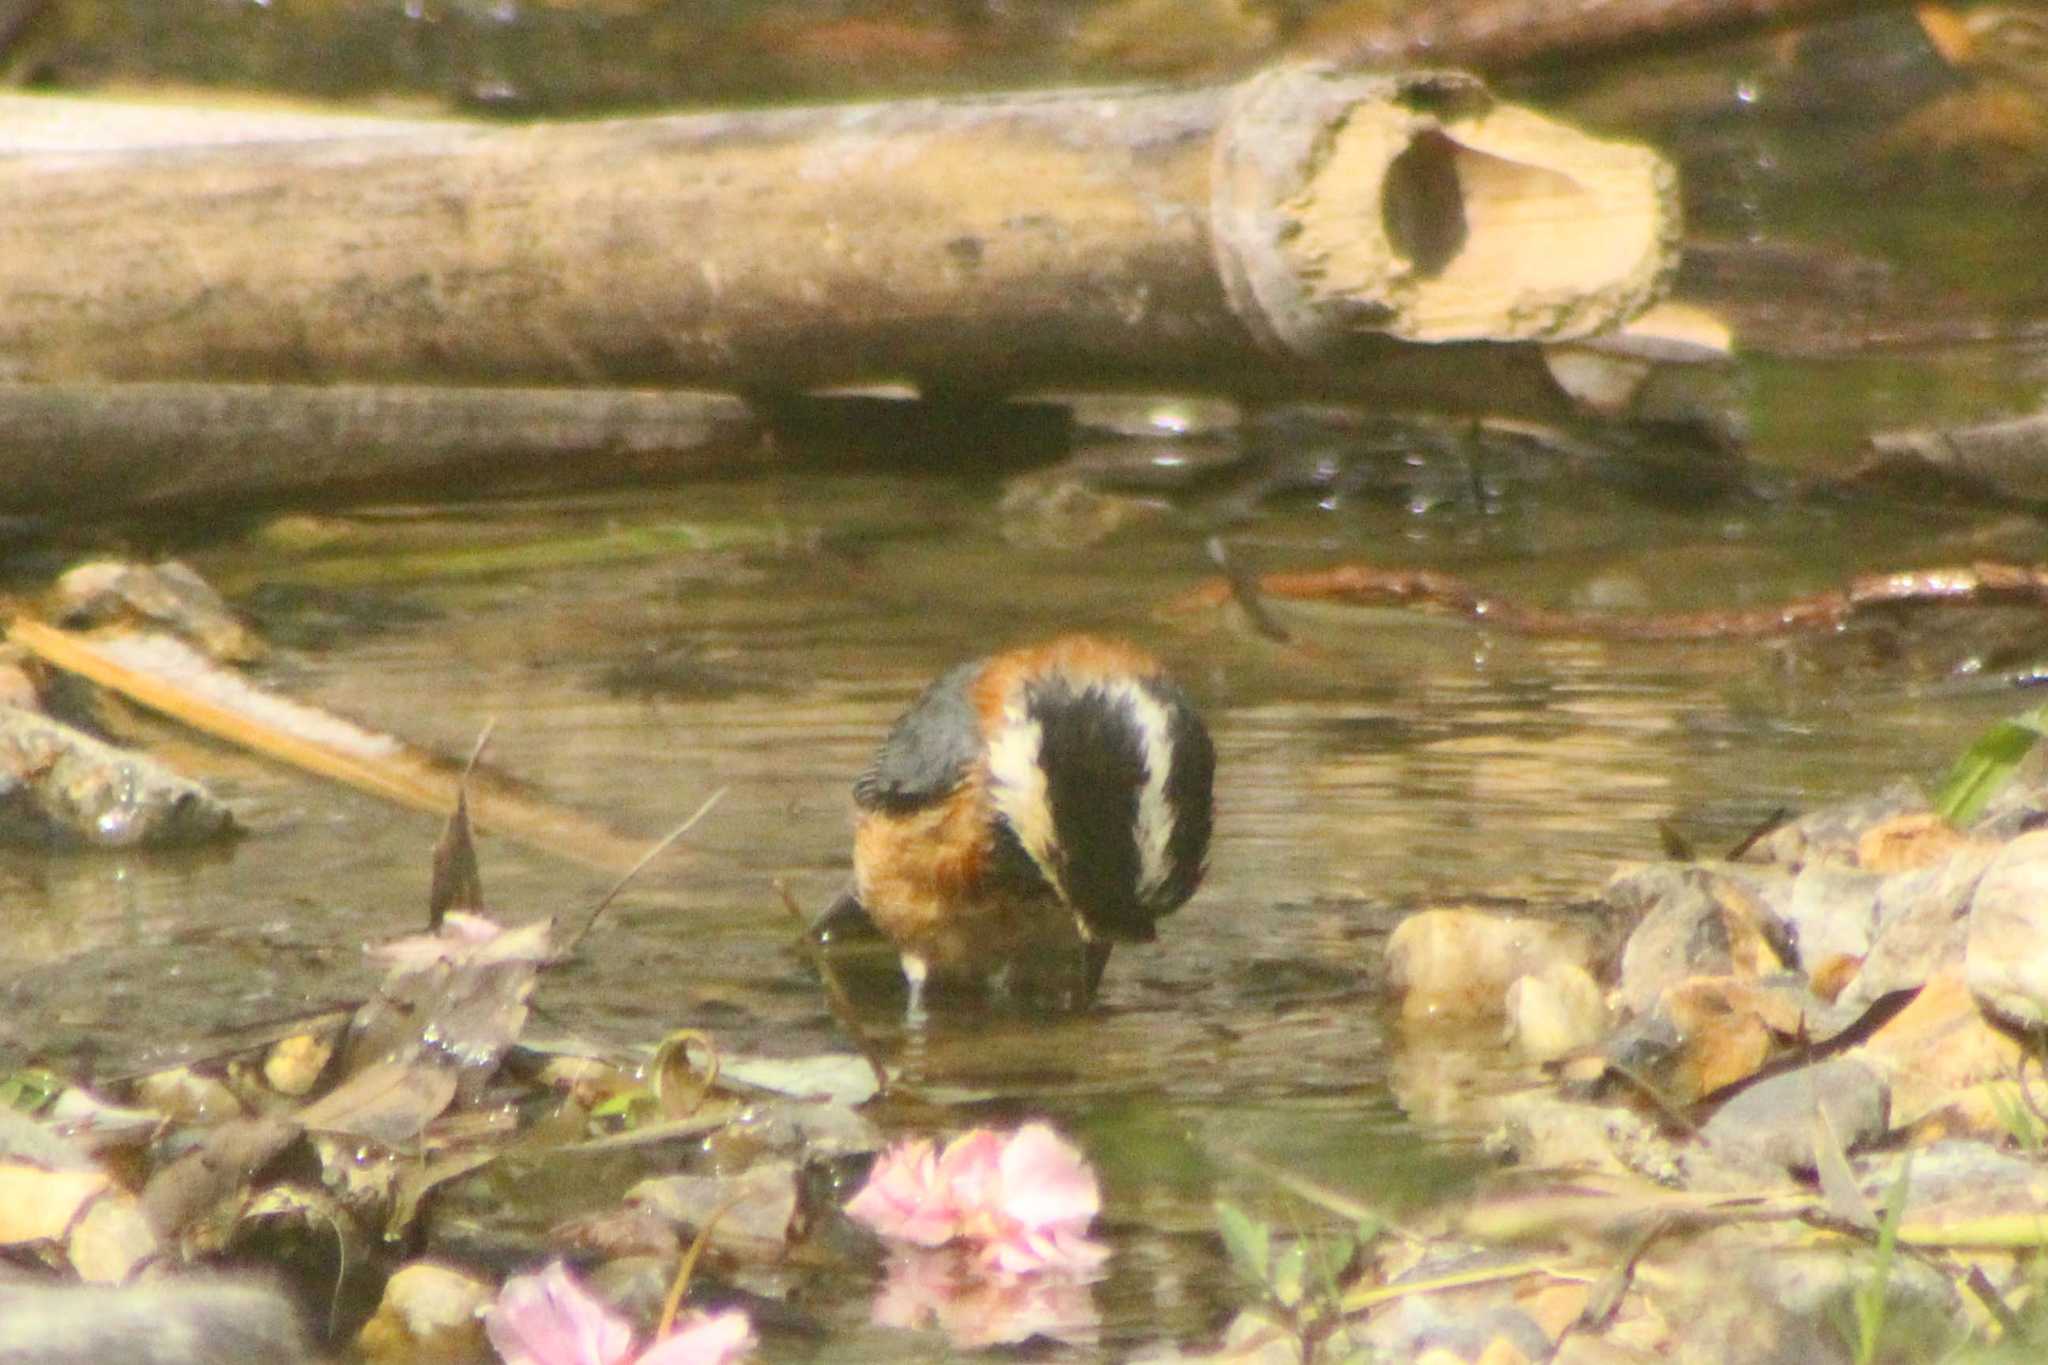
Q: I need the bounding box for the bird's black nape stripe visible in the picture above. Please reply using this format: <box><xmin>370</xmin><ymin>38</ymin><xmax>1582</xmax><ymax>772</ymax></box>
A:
<box><xmin>1029</xmin><ymin>677</ymin><xmax>1151</xmax><ymax>942</ymax></box>
<box><xmin>1151</xmin><ymin>676</ymin><xmax>1215</xmax><ymax>911</ymax></box>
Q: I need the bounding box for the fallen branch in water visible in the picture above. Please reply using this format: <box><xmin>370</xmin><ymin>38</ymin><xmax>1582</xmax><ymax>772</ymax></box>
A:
<box><xmin>8</xmin><ymin>618</ymin><xmax>664</xmax><ymax>873</ymax></box>
<box><xmin>1168</xmin><ymin>561</ymin><xmax>2048</xmax><ymax>641</ymax></box>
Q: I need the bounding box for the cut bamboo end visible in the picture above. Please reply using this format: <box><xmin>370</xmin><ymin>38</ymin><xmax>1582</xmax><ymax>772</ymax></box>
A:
<box><xmin>1214</xmin><ymin>67</ymin><xmax>1679</xmax><ymax>350</ymax></box>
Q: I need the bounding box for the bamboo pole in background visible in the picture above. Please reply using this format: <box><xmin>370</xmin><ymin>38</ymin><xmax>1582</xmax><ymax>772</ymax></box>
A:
<box><xmin>0</xmin><ymin>67</ymin><xmax>1678</xmax><ymax>411</ymax></box>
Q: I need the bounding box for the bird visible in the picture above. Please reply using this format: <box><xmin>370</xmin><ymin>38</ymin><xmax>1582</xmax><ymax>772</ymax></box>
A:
<box><xmin>825</xmin><ymin>635</ymin><xmax>1215</xmax><ymax>1014</ymax></box>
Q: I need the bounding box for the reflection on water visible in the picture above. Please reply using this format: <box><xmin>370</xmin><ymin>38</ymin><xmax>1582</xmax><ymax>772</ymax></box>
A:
<box><xmin>0</xmin><ymin>471</ymin><xmax>2031</xmax><ymax>1356</ymax></box>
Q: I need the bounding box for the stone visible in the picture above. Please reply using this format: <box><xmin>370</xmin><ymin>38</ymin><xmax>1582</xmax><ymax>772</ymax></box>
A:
<box><xmin>1850</xmin><ymin>968</ymin><xmax>2024</xmax><ymax>1128</ymax></box>
<box><xmin>1357</xmin><ymin>1277</ymin><xmax>1552</xmax><ymax>1363</ymax></box>
<box><xmin>1488</xmin><ymin>1092</ymin><xmax>1683</xmax><ymax>1185</ymax></box>
<box><xmin>627</xmin><ymin>1160</ymin><xmax>800</xmax><ymax>1261</ymax></box>
<box><xmin>1387</xmin><ymin>909</ymin><xmax>1597</xmax><ymax>1024</ymax></box>
<box><xmin>1838</xmin><ymin>840</ymin><xmax>1998</xmax><ymax>1011</ymax></box>
<box><xmin>1855</xmin><ymin>812</ymin><xmax>1975</xmax><ymax>873</ymax></box>
<box><xmin>1505</xmin><ymin>962</ymin><xmax>1609</xmax><ymax>1063</ymax></box>
<box><xmin>1860</xmin><ymin>1139</ymin><xmax>2048</xmax><ymax>1227</ymax></box>
<box><xmin>0</xmin><ymin>1279</ymin><xmax>309</xmax><ymax>1365</ymax></box>
<box><xmin>0</xmin><ymin>707</ymin><xmax>236</xmax><ymax>848</ymax></box>
<box><xmin>1964</xmin><ymin>826</ymin><xmax>2048</xmax><ymax>1027</ymax></box>
<box><xmin>1609</xmin><ymin>975</ymin><xmax>1822</xmax><ymax>1103</ymax></box>
<box><xmin>1698</xmin><ymin>1058</ymin><xmax>1888</xmax><ymax>1175</ymax></box>
<box><xmin>1777</xmin><ymin>865</ymin><xmax>1884</xmax><ymax>976</ymax></box>
<box><xmin>355</xmin><ymin>1260</ymin><xmax>493</xmax><ymax>1364</ymax></box>
<box><xmin>1610</xmin><ymin>869</ymin><xmax>1733</xmax><ymax>1017</ymax></box>
<box><xmin>1746</xmin><ymin>780</ymin><xmax>1928</xmax><ymax>869</ymax></box>
<box><xmin>1668</xmin><ymin>1227</ymin><xmax>1957</xmax><ymax>1365</ymax></box>
<box><xmin>68</xmin><ymin>1191</ymin><xmax>160</xmax><ymax>1283</ymax></box>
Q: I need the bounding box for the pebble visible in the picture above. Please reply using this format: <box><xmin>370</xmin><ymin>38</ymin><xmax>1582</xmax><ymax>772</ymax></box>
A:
<box><xmin>1963</xmin><ymin>827</ymin><xmax>2048</xmax><ymax>1028</ymax></box>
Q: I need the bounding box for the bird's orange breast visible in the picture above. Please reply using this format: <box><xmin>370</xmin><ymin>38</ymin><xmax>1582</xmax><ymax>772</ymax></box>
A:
<box><xmin>852</xmin><ymin>769</ymin><xmax>1074</xmax><ymax>975</ymax></box>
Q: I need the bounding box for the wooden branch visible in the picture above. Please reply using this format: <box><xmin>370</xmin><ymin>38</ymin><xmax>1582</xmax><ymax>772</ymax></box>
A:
<box><xmin>0</xmin><ymin>383</ymin><xmax>759</xmax><ymax>515</ymax></box>
<box><xmin>1308</xmin><ymin>0</ymin><xmax>1909</xmax><ymax>76</ymax></box>
<box><xmin>1170</xmin><ymin>561</ymin><xmax>2048</xmax><ymax>640</ymax></box>
<box><xmin>0</xmin><ymin>69</ymin><xmax>1677</xmax><ymax>412</ymax></box>
<box><xmin>1865</xmin><ymin>410</ymin><xmax>2048</xmax><ymax>504</ymax></box>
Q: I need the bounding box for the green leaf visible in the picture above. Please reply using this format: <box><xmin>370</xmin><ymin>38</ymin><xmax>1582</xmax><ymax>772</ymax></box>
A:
<box><xmin>1933</xmin><ymin>707</ymin><xmax>2048</xmax><ymax>826</ymax></box>
<box><xmin>1214</xmin><ymin>1201</ymin><xmax>1271</xmax><ymax>1286</ymax></box>
<box><xmin>1270</xmin><ymin>1238</ymin><xmax>1308</xmax><ymax>1308</ymax></box>
<box><xmin>590</xmin><ymin>1086</ymin><xmax>655</xmax><ymax>1121</ymax></box>
<box><xmin>0</xmin><ymin>1067</ymin><xmax>62</xmax><ymax>1113</ymax></box>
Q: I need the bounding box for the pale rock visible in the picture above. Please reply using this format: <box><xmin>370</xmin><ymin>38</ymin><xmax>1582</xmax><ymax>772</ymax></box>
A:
<box><xmin>1838</xmin><ymin>839</ymin><xmax>1997</xmax><ymax>1010</ymax></box>
<box><xmin>69</xmin><ymin>1190</ymin><xmax>160</xmax><ymax>1283</ymax></box>
<box><xmin>0</xmin><ymin>1279</ymin><xmax>308</xmax><ymax>1364</ymax></box>
<box><xmin>1964</xmin><ymin>826</ymin><xmax>2048</xmax><ymax>1027</ymax></box>
<box><xmin>355</xmin><ymin>1260</ymin><xmax>493</xmax><ymax>1364</ymax></box>
<box><xmin>1504</xmin><ymin>962</ymin><xmax>1608</xmax><ymax>1063</ymax></box>
<box><xmin>1697</xmin><ymin>1058</ymin><xmax>1888</xmax><ymax>1177</ymax></box>
<box><xmin>1387</xmin><ymin>908</ymin><xmax>1595</xmax><ymax>1025</ymax></box>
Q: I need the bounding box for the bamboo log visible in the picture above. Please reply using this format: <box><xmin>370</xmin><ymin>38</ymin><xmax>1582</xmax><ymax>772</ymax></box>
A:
<box><xmin>0</xmin><ymin>68</ymin><xmax>1677</xmax><ymax>411</ymax></box>
<box><xmin>0</xmin><ymin>384</ymin><xmax>760</xmax><ymax>514</ymax></box>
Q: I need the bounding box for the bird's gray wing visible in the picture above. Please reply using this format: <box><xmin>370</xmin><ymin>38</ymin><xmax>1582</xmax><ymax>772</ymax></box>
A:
<box><xmin>852</xmin><ymin>660</ymin><xmax>984</xmax><ymax>813</ymax></box>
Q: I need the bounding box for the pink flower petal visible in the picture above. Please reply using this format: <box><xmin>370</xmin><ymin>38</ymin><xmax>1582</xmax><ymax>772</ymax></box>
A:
<box><xmin>992</xmin><ymin>1123</ymin><xmax>1101</xmax><ymax>1232</ymax></box>
<box><xmin>933</xmin><ymin>1128</ymin><xmax>1007</xmax><ymax>1209</ymax></box>
<box><xmin>846</xmin><ymin>1138</ymin><xmax>960</xmax><ymax>1247</ymax></box>
<box><xmin>485</xmin><ymin>1262</ymin><xmax>635</xmax><ymax>1365</ymax></box>
<box><xmin>850</xmin><ymin>1124</ymin><xmax>1110</xmax><ymax>1278</ymax></box>
<box><xmin>633</xmin><ymin>1309</ymin><xmax>754</xmax><ymax>1365</ymax></box>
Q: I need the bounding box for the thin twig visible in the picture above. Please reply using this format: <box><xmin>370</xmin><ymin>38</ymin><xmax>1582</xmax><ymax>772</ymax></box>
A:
<box><xmin>562</xmin><ymin>787</ymin><xmax>727</xmax><ymax>953</ymax></box>
<box><xmin>1207</xmin><ymin>536</ymin><xmax>1293</xmax><ymax>644</ymax></box>
<box><xmin>1170</xmin><ymin>561</ymin><xmax>2048</xmax><ymax>644</ymax></box>
<box><xmin>776</xmin><ymin>879</ymin><xmax>891</xmax><ymax>1098</ymax></box>
<box><xmin>655</xmin><ymin>1197</ymin><xmax>739</xmax><ymax>1339</ymax></box>
<box><xmin>1600</xmin><ymin>1061</ymin><xmax>1703</xmax><ymax>1138</ymax></box>
<box><xmin>462</xmin><ymin>719</ymin><xmax>497</xmax><ymax>778</ymax></box>
<box><xmin>1726</xmin><ymin>806</ymin><xmax>1791</xmax><ymax>862</ymax></box>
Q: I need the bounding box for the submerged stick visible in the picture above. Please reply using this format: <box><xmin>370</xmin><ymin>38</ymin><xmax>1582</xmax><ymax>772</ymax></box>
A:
<box><xmin>777</xmin><ymin>880</ymin><xmax>891</xmax><ymax>1098</ymax></box>
<box><xmin>9</xmin><ymin>619</ymin><xmax>659</xmax><ymax>873</ymax></box>
<box><xmin>0</xmin><ymin>70</ymin><xmax>1675</xmax><ymax>413</ymax></box>
<box><xmin>1170</xmin><ymin>561</ymin><xmax>2048</xmax><ymax>641</ymax></box>
<box><xmin>564</xmin><ymin>791</ymin><xmax>728</xmax><ymax>953</ymax></box>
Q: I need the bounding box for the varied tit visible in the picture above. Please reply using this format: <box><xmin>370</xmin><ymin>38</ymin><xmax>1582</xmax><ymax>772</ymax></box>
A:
<box><xmin>830</xmin><ymin>635</ymin><xmax>1215</xmax><ymax>1013</ymax></box>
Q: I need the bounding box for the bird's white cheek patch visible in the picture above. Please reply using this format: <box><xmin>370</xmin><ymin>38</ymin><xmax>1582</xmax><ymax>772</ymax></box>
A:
<box><xmin>986</xmin><ymin>711</ymin><xmax>1062</xmax><ymax>896</ymax></box>
<box><xmin>1109</xmin><ymin>681</ymin><xmax>1180</xmax><ymax>901</ymax></box>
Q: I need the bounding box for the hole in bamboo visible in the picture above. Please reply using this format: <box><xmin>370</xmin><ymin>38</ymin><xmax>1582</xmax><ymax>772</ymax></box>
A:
<box><xmin>1382</xmin><ymin>130</ymin><xmax>1467</xmax><ymax>279</ymax></box>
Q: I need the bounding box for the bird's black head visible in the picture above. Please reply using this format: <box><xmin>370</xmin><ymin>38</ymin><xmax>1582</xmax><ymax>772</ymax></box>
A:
<box><xmin>1012</xmin><ymin>671</ymin><xmax>1215</xmax><ymax>944</ymax></box>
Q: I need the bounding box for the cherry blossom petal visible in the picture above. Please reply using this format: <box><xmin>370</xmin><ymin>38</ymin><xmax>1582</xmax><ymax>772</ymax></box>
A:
<box><xmin>845</xmin><ymin>1138</ymin><xmax>959</xmax><ymax>1247</ymax></box>
<box><xmin>992</xmin><ymin>1123</ymin><xmax>1101</xmax><ymax>1231</ymax></box>
<box><xmin>632</xmin><ymin>1310</ymin><xmax>755</xmax><ymax>1365</ymax></box>
<box><xmin>933</xmin><ymin>1128</ymin><xmax>1007</xmax><ymax>1210</ymax></box>
<box><xmin>851</xmin><ymin>1124</ymin><xmax>1110</xmax><ymax>1278</ymax></box>
<box><xmin>485</xmin><ymin>1262</ymin><xmax>634</xmax><ymax>1365</ymax></box>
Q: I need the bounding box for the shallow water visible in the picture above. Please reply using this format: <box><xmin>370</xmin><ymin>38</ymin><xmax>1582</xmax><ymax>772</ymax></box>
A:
<box><xmin>3</xmin><ymin>460</ymin><xmax>2040</xmax><ymax>1355</ymax></box>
